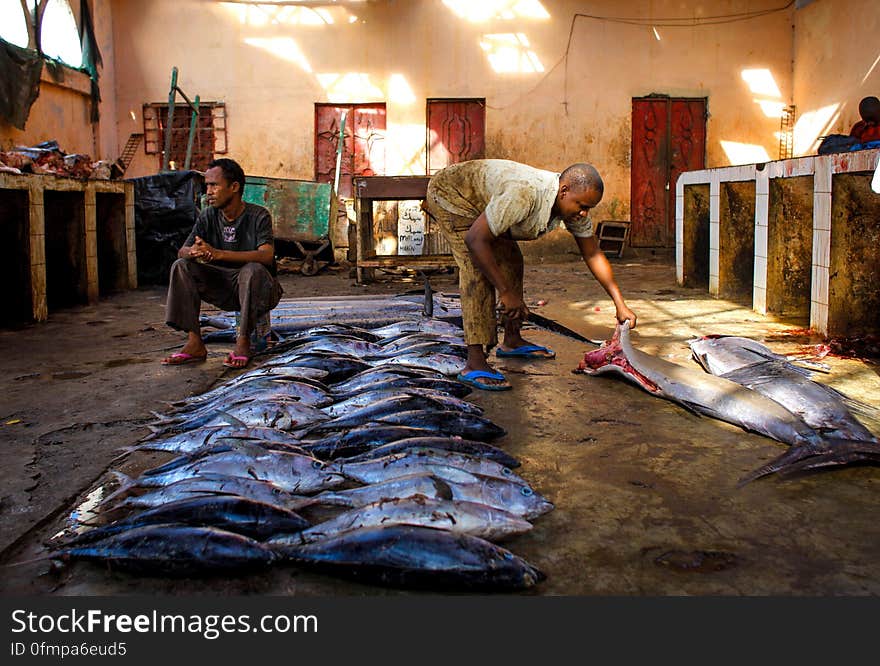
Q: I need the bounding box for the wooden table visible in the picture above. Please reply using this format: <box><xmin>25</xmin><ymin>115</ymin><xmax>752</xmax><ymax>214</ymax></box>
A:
<box><xmin>353</xmin><ymin>175</ymin><xmax>455</xmax><ymax>284</ymax></box>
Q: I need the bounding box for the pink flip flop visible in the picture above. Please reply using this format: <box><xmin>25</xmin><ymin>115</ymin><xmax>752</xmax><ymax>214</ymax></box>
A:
<box><xmin>222</xmin><ymin>353</ymin><xmax>251</xmax><ymax>369</ymax></box>
<box><xmin>161</xmin><ymin>352</ymin><xmax>207</xmax><ymax>366</ymax></box>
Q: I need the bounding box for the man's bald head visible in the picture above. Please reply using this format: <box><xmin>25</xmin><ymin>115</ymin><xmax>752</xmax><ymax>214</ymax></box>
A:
<box><xmin>560</xmin><ymin>163</ymin><xmax>604</xmax><ymax>196</ymax></box>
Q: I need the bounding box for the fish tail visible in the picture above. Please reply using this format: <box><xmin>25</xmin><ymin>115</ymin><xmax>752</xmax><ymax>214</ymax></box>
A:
<box><xmin>108</xmin><ymin>445</ymin><xmax>138</xmax><ymax>465</ymax></box>
<box><xmin>775</xmin><ymin>439</ymin><xmax>880</xmax><ymax>477</ymax></box>
<box><xmin>737</xmin><ymin>443</ymin><xmax>825</xmax><ymax>486</ymax></box>
<box><xmin>95</xmin><ymin>470</ymin><xmax>137</xmax><ymax>507</ymax></box>
<box><xmin>739</xmin><ymin>438</ymin><xmax>880</xmax><ymax>486</ymax></box>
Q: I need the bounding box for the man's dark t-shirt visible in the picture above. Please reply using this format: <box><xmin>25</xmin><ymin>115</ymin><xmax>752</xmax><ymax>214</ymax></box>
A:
<box><xmin>184</xmin><ymin>203</ymin><xmax>277</xmax><ymax>275</ymax></box>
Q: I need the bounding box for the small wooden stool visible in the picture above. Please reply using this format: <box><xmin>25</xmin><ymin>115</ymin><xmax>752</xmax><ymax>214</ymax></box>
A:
<box><xmin>595</xmin><ymin>220</ymin><xmax>630</xmax><ymax>259</ymax></box>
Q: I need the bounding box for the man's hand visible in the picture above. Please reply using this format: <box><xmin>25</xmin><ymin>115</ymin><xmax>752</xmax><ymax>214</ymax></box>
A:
<box><xmin>190</xmin><ymin>236</ymin><xmax>216</xmax><ymax>263</ymax></box>
<box><xmin>615</xmin><ymin>304</ymin><xmax>637</xmax><ymax>329</ymax></box>
<box><xmin>497</xmin><ymin>290</ymin><xmax>529</xmax><ymax>324</ymax></box>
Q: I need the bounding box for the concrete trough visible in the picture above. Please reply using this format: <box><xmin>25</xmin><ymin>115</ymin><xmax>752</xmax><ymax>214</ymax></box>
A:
<box><xmin>767</xmin><ymin>176</ymin><xmax>813</xmax><ymax>325</ymax></box>
<box><xmin>681</xmin><ymin>183</ymin><xmax>710</xmax><ymax>289</ymax></box>
<box><xmin>828</xmin><ymin>172</ymin><xmax>880</xmax><ymax>336</ymax></box>
<box><xmin>0</xmin><ymin>188</ymin><xmax>32</xmax><ymax>326</ymax></box>
<box><xmin>718</xmin><ymin>181</ymin><xmax>756</xmax><ymax>306</ymax></box>
<box><xmin>44</xmin><ymin>190</ymin><xmax>88</xmax><ymax>311</ymax></box>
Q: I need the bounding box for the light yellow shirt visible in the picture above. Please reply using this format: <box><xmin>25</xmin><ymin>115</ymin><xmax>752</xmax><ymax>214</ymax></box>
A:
<box><xmin>428</xmin><ymin>159</ymin><xmax>594</xmax><ymax>239</ymax></box>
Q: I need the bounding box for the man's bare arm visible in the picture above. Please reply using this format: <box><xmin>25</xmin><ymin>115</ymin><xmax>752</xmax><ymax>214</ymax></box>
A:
<box><xmin>464</xmin><ymin>213</ymin><xmax>528</xmax><ymax>321</ymax></box>
<box><xmin>575</xmin><ymin>235</ymin><xmax>637</xmax><ymax>328</ymax></box>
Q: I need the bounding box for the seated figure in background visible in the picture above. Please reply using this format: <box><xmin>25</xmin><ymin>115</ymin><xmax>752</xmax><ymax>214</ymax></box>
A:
<box><xmin>162</xmin><ymin>158</ymin><xmax>282</xmax><ymax>369</ymax></box>
<box><xmin>850</xmin><ymin>96</ymin><xmax>880</xmax><ymax>144</ymax></box>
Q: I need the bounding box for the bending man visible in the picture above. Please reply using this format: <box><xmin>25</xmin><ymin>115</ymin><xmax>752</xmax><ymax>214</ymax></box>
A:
<box><xmin>424</xmin><ymin>159</ymin><xmax>636</xmax><ymax>390</ymax></box>
<box><xmin>162</xmin><ymin>157</ymin><xmax>283</xmax><ymax>369</ymax></box>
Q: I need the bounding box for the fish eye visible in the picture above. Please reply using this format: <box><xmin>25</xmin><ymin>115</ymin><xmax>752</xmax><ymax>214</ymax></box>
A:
<box><xmin>520</xmin><ymin>486</ymin><xmax>533</xmax><ymax>496</ymax></box>
<box><xmin>272</xmin><ymin>488</ymin><xmax>281</xmax><ymax>495</ymax></box>
<box><xmin>502</xmin><ymin>468</ymin><xmax>512</xmax><ymax>476</ymax></box>
<box><xmin>311</xmin><ymin>460</ymin><xmax>323</xmax><ymax>469</ymax></box>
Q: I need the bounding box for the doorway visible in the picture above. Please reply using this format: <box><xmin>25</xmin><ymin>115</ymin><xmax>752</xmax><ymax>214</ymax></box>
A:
<box><xmin>631</xmin><ymin>96</ymin><xmax>707</xmax><ymax>247</ymax></box>
<box><xmin>426</xmin><ymin>98</ymin><xmax>486</xmax><ymax>174</ymax></box>
<box><xmin>315</xmin><ymin>103</ymin><xmax>386</xmax><ymax>199</ymax></box>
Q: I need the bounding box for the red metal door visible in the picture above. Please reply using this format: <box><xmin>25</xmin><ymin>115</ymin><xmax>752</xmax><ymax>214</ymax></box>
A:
<box><xmin>631</xmin><ymin>97</ymin><xmax>706</xmax><ymax>247</ymax></box>
<box><xmin>315</xmin><ymin>103</ymin><xmax>386</xmax><ymax>198</ymax></box>
<box><xmin>427</xmin><ymin>99</ymin><xmax>485</xmax><ymax>174</ymax></box>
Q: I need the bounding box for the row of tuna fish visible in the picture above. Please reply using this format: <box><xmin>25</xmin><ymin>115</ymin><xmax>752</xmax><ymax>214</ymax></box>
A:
<box><xmin>577</xmin><ymin>322</ymin><xmax>880</xmax><ymax>484</ymax></box>
<box><xmin>49</xmin><ymin>318</ymin><xmax>551</xmax><ymax>591</ymax></box>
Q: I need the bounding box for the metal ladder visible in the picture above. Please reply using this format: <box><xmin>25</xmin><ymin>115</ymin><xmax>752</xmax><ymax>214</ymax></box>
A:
<box><xmin>115</xmin><ymin>133</ymin><xmax>143</xmax><ymax>175</ymax></box>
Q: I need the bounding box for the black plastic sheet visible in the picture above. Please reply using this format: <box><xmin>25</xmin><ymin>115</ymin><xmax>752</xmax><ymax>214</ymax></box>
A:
<box><xmin>130</xmin><ymin>170</ymin><xmax>204</xmax><ymax>285</ymax></box>
<box><xmin>0</xmin><ymin>40</ymin><xmax>42</xmax><ymax>130</ymax></box>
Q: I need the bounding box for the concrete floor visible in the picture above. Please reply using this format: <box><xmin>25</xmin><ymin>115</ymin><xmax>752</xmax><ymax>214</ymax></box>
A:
<box><xmin>1</xmin><ymin>253</ymin><xmax>879</xmax><ymax>595</ymax></box>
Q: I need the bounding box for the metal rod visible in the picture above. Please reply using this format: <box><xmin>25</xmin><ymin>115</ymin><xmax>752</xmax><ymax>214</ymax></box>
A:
<box><xmin>333</xmin><ymin>109</ymin><xmax>349</xmax><ymax>196</ymax></box>
<box><xmin>184</xmin><ymin>95</ymin><xmax>200</xmax><ymax>171</ymax></box>
<box><xmin>162</xmin><ymin>66</ymin><xmax>178</xmax><ymax>172</ymax></box>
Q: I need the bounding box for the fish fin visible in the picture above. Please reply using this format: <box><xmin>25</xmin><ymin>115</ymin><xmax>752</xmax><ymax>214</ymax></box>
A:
<box><xmin>837</xmin><ymin>395</ymin><xmax>880</xmax><ymax>436</ymax></box>
<box><xmin>691</xmin><ymin>351</ymin><xmax>711</xmax><ymax>373</ymax></box>
<box><xmin>678</xmin><ymin>400</ymin><xmax>713</xmax><ymax>418</ymax></box>
<box><xmin>214</xmin><ymin>410</ymin><xmax>247</xmax><ymax>427</ymax></box>
<box><xmin>787</xmin><ymin>357</ymin><xmax>831</xmax><ymax>374</ymax></box>
<box><xmin>430</xmin><ymin>475</ymin><xmax>454</xmax><ymax>501</ymax></box>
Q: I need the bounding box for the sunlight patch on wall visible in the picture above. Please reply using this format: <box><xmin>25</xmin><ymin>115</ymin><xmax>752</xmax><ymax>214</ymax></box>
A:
<box><xmin>443</xmin><ymin>0</ymin><xmax>549</xmax><ymax>22</ymax></box>
<box><xmin>741</xmin><ymin>68</ymin><xmax>787</xmax><ymax>120</ymax></box>
<box><xmin>244</xmin><ymin>37</ymin><xmax>312</xmax><ymax>72</ymax></box>
<box><xmin>756</xmin><ymin>100</ymin><xmax>786</xmax><ymax>118</ymax></box>
<box><xmin>317</xmin><ymin>73</ymin><xmax>384</xmax><ymax>103</ymax></box>
<box><xmin>720</xmin><ymin>140</ymin><xmax>771</xmax><ymax>165</ymax></box>
<box><xmin>480</xmin><ymin>34</ymin><xmax>544</xmax><ymax>73</ymax></box>
<box><xmin>792</xmin><ymin>104</ymin><xmax>840</xmax><ymax>155</ymax></box>
<box><xmin>861</xmin><ymin>52</ymin><xmax>880</xmax><ymax>85</ymax></box>
<box><xmin>741</xmin><ymin>69</ymin><xmax>781</xmax><ymax>98</ymax></box>
<box><xmin>221</xmin><ymin>2</ymin><xmax>356</xmax><ymax>26</ymax></box>
<box><xmin>385</xmin><ymin>123</ymin><xmax>427</xmax><ymax>175</ymax></box>
<box><xmin>388</xmin><ymin>74</ymin><xmax>416</xmax><ymax>105</ymax></box>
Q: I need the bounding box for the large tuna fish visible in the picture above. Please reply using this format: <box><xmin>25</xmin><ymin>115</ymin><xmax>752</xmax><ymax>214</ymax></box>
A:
<box><xmin>58</xmin><ymin>495</ymin><xmax>309</xmax><ymax>543</ymax></box>
<box><xmin>52</xmin><ymin>524</ymin><xmax>277</xmax><ymax>575</ymax></box>
<box><xmin>577</xmin><ymin>322</ymin><xmax>878</xmax><ymax>483</ymax></box>
<box><xmin>689</xmin><ymin>335</ymin><xmax>879</xmax><ymax>443</ymax></box>
<box><xmin>273</xmin><ymin>524</ymin><xmax>544</xmax><ymax>590</ymax></box>
<box><xmin>270</xmin><ymin>495</ymin><xmax>532</xmax><ymax>544</ymax></box>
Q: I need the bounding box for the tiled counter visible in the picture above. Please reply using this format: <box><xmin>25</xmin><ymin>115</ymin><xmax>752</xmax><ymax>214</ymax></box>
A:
<box><xmin>0</xmin><ymin>172</ymin><xmax>136</xmax><ymax>324</ymax></box>
<box><xmin>675</xmin><ymin>149</ymin><xmax>880</xmax><ymax>336</ymax></box>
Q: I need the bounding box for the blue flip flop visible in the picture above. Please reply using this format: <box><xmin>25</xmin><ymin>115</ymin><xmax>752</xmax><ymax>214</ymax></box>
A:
<box><xmin>456</xmin><ymin>369</ymin><xmax>512</xmax><ymax>391</ymax></box>
<box><xmin>496</xmin><ymin>344</ymin><xmax>556</xmax><ymax>359</ymax></box>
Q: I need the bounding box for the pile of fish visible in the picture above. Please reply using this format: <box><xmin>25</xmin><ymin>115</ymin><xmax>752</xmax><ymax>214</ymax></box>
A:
<box><xmin>49</xmin><ymin>317</ymin><xmax>551</xmax><ymax>591</ymax></box>
<box><xmin>576</xmin><ymin>322</ymin><xmax>880</xmax><ymax>484</ymax></box>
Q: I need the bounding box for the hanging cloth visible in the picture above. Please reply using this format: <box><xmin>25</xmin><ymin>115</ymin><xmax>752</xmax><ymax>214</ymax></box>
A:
<box><xmin>0</xmin><ymin>39</ymin><xmax>43</xmax><ymax>130</ymax></box>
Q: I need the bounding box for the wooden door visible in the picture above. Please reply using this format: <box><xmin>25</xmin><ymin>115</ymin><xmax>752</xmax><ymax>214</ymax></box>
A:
<box><xmin>427</xmin><ymin>99</ymin><xmax>485</xmax><ymax>174</ymax></box>
<box><xmin>315</xmin><ymin>103</ymin><xmax>386</xmax><ymax>198</ymax></box>
<box><xmin>631</xmin><ymin>97</ymin><xmax>706</xmax><ymax>247</ymax></box>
